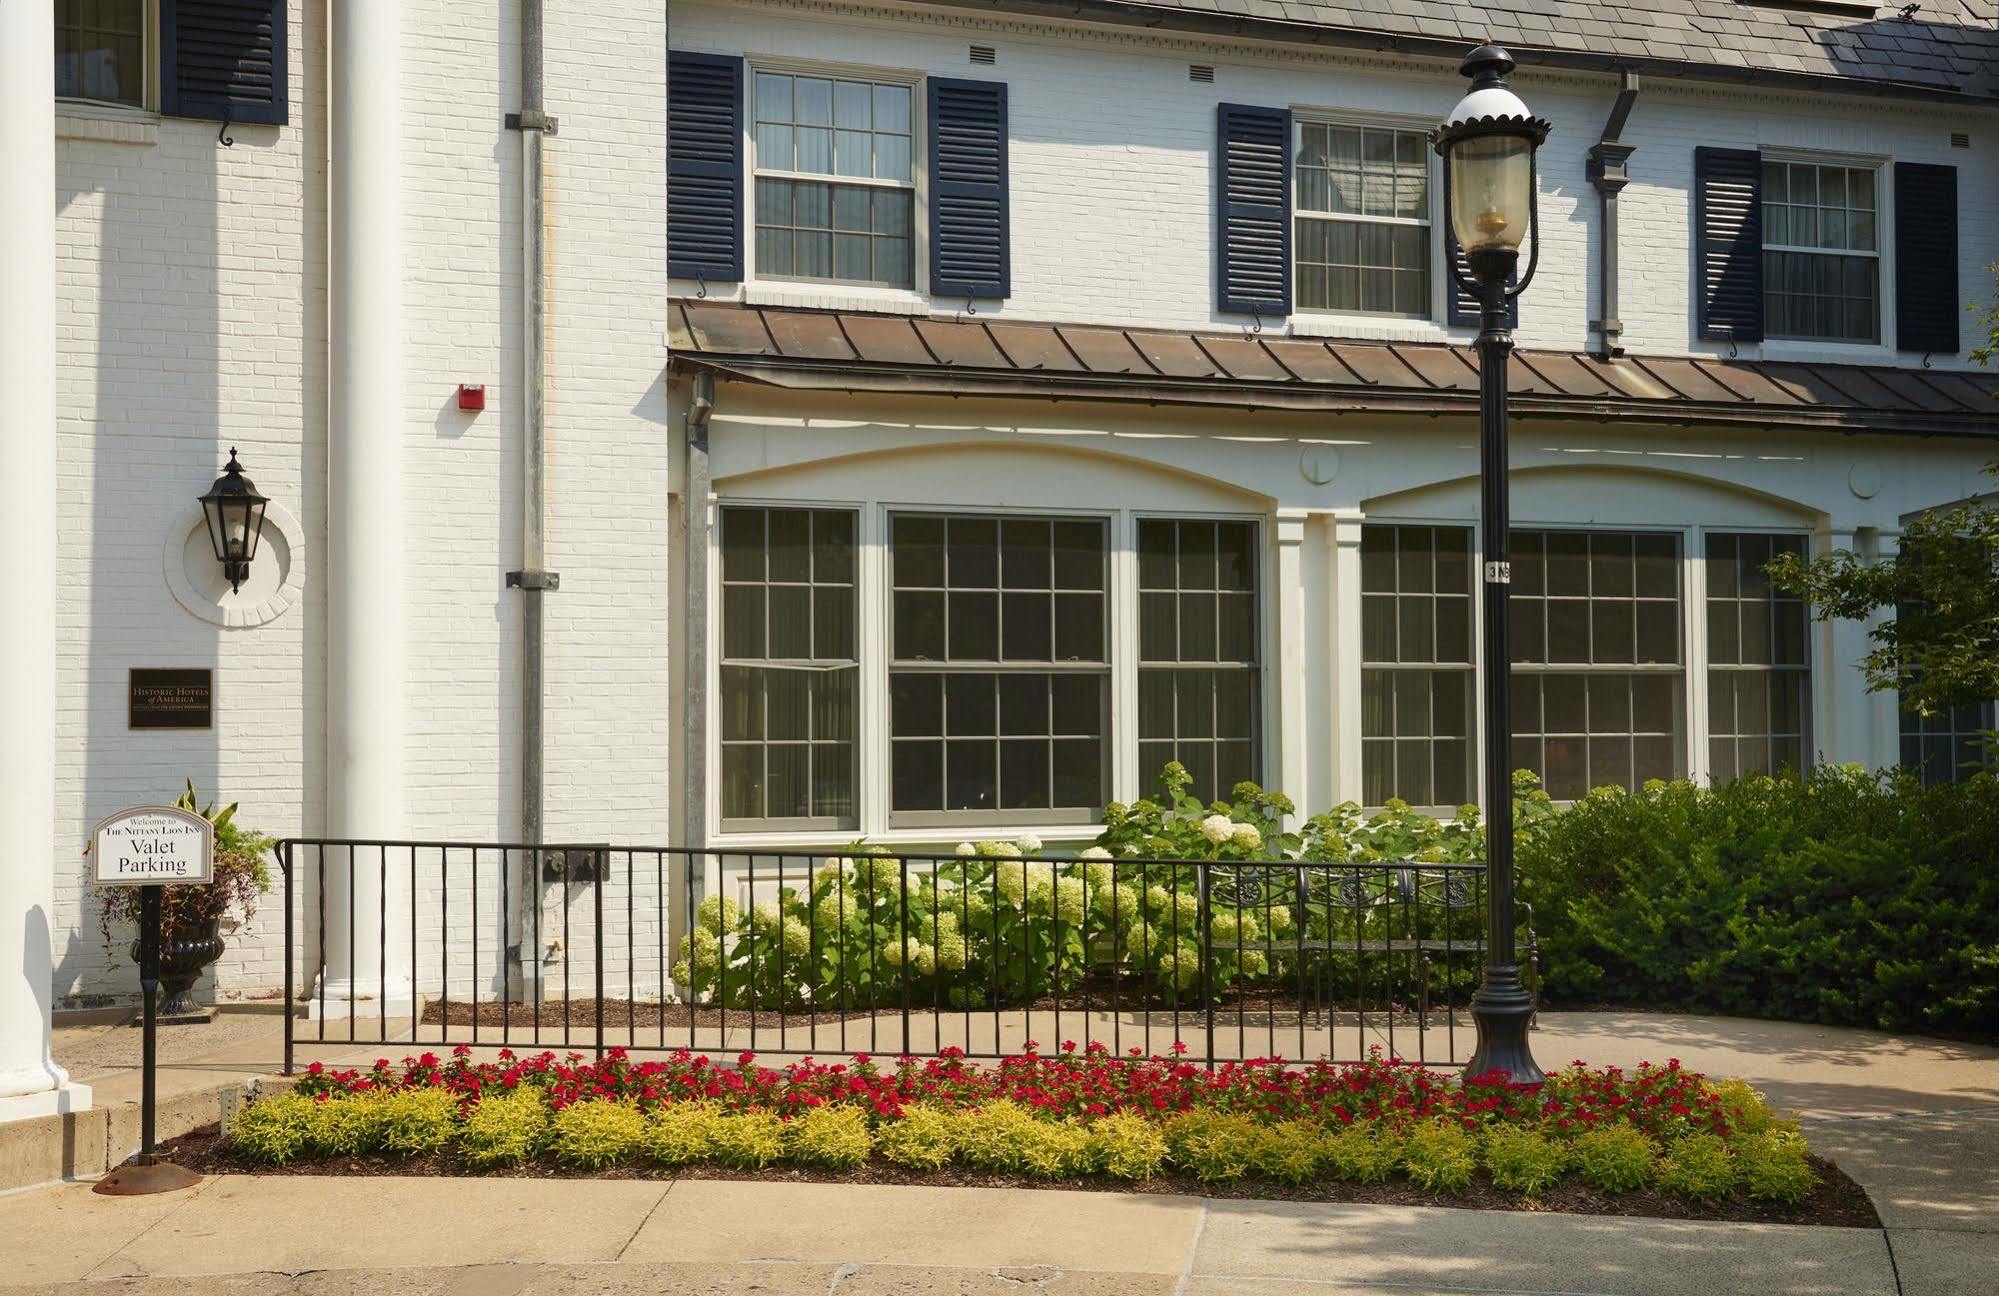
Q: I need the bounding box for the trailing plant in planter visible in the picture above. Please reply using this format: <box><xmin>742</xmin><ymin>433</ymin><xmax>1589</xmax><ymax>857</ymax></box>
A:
<box><xmin>95</xmin><ymin>781</ymin><xmax>274</xmax><ymax>1016</ymax></box>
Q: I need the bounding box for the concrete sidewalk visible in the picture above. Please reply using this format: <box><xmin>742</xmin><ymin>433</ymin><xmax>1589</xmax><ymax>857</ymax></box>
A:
<box><xmin>0</xmin><ymin>1173</ymin><xmax>1922</xmax><ymax>1296</ymax></box>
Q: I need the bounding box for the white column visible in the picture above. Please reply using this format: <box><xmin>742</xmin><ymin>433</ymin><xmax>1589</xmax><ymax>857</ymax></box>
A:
<box><xmin>1862</xmin><ymin>530</ymin><xmax>1904</xmax><ymax>771</ymax></box>
<box><xmin>1817</xmin><ymin>526</ymin><xmax>1879</xmax><ymax>769</ymax></box>
<box><xmin>322</xmin><ymin>2</ymin><xmax>409</xmax><ymax>1010</ymax></box>
<box><xmin>1326</xmin><ymin>513</ymin><xmax>1366</xmax><ymax>807</ymax></box>
<box><xmin>0</xmin><ymin>1</ymin><xmax>88</xmax><ymax>1119</ymax></box>
<box><xmin>1274</xmin><ymin>513</ymin><xmax>1309</xmax><ymax>828</ymax></box>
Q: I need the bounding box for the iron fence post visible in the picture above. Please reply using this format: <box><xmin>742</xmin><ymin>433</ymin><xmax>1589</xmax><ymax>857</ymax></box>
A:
<box><xmin>899</xmin><ymin>861</ymin><xmax>912</xmax><ymax>1058</ymax></box>
<box><xmin>593</xmin><ymin>847</ymin><xmax>607</xmax><ymax>1061</ymax></box>
<box><xmin>281</xmin><ymin>841</ymin><xmax>294</xmax><ymax>1076</ymax></box>
<box><xmin>1198</xmin><ymin>863</ymin><xmax>1215</xmax><ymax>1069</ymax></box>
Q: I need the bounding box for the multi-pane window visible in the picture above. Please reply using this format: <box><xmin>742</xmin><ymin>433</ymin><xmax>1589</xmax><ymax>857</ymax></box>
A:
<box><xmin>719</xmin><ymin>508</ymin><xmax>859</xmax><ymax>828</ymax></box>
<box><xmin>1510</xmin><ymin>531</ymin><xmax>1684</xmax><ymax>799</ymax></box>
<box><xmin>1762</xmin><ymin>160</ymin><xmax>1879</xmax><ymax>343</ymax></box>
<box><xmin>1295</xmin><ymin>123</ymin><xmax>1431</xmax><ymax>318</ymax></box>
<box><xmin>1138</xmin><ymin>520</ymin><xmax>1260</xmax><ymax>803</ymax></box>
<box><xmin>1706</xmin><ymin>533</ymin><xmax>1811</xmax><ymax>780</ymax></box>
<box><xmin>1902</xmin><ymin>700</ymin><xmax>1996</xmax><ymax>785</ymax></box>
<box><xmin>753</xmin><ymin>71</ymin><xmax>915</xmax><ymax>288</ymax></box>
<box><xmin>1360</xmin><ymin>526</ymin><xmax>1474</xmax><ymax>807</ymax></box>
<box><xmin>55</xmin><ymin>0</ymin><xmax>146</xmax><ymax>108</ymax></box>
<box><xmin>889</xmin><ymin>515</ymin><xmax>1109</xmax><ymax>824</ymax></box>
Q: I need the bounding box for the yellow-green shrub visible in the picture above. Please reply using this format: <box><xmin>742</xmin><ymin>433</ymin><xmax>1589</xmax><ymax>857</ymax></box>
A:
<box><xmin>1085</xmin><ymin>1111</ymin><xmax>1167</xmax><ymax>1180</ymax></box>
<box><xmin>551</xmin><ymin>1100</ymin><xmax>648</xmax><ymax>1169</ymax></box>
<box><xmin>228</xmin><ymin>1094</ymin><xmax>317</xmax><ymax>1165</ymax></box>
<box><xmin>1571</xmin><ymin>1126</ymin><xmax>1657</xmax><ymax>1193</ymax></box>
<box><xmin>461</xmin><ymin>1090</ymin><xmax>549</xmax><ymax>1168</ymax></box>
<box><xmin>1481</xmin><ymin>1126</ymin><xmax>1568</xmax><ymax>1199</ymax></box>
<box><xmin>305</xmin><ymin>1094</ymin><xmax>384</xmax><ymax>1156</ymax></box>
<box><xmin>952</xmin><ymin>1102</ymin><xmax>1089</xmax><ymax>1176</ymax></box>
<box><xmin>1402</xmin><ymin>1121</ymin><xmax>1477</xmax><ymax>1195</ymax></box>
<box><xmin>372</xmin><ymin>1088</ymin><xmax>462</xmax><ymax>1156</ymax></box>
<box><xmin>645</xmin><ymin>1102</ymin><xmax>724</xmax><ymax>1166</ymax></box>
<box><xmin>789</xmin><ymin>1105</ymin><xmax>873</xmax><ymax>1169</ymax></box>
<box><xmin>1658</xmin><ymin>1133</ymin><xmax>1736</xmax><ymax>1203</ymax></box>
<box><xmin>1163</xmin><ymin>1110</ymin><xmax>1260</xmax><ymax>1183</ymax></box>
<box><xmin>710</xmin><ymin>1110</ymin><xmax>789</xmax><ymax>1170</ymax></box>
<box><xmin>878</xmin><ymin>1105</ymin><xmax>957</xmax><ymax>1170</ymax></box>
<box><xmin>1709</xmin><ymin>1078</ymin><xmax>1778</xmax><ymax>1137</ymax></box>
<box><xmin>1323</xmin><ymin>1124</ymin><xmax>1404</xmax><ymax>1183</ymax></box>
<box><xmin>1736</xmin><ymin>1130</ymin><xmax>1817</xmax><ymax>1204</ymax></box>
<box><xmin>1249</xmin><ymin>1120</ymin><xmax>1327</xmax><ymax>1184</ymax></box>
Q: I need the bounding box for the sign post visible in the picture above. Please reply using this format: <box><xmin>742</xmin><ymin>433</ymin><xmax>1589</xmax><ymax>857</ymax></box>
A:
<box><xmin>90</xmin><ymin>806</ymin><xmax>213</xmax><ymax>1197</ymax></box>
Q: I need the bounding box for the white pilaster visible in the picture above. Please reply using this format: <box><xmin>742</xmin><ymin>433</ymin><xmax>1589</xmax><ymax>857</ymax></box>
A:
<box><xmin>0</xmin><ymin>0</ymin><xmax>89</xmax><ymax>1119</ymax></box>
<box><xmin>322</xmin><ymin>1</ymin><xmax>410</xmax><ymax>1008</ymax></box>
<box><xmin>1274</xmin><ymin>513</ymin><xmax>1308</xmax><ymax>828</ymax></box>
<box><xmin>1326</xmin><ymin>513</ymin><xmax>1367</xmax><ymax>807</ymax></box>
<box><xmin>1816</xmin><ymin>527</ymin><xmax>1880</xmax><ymax>769</ymax></box>
<box><xmin>1863</xmin><ymin>530</ymin><xmax>1904</xmax><ymax>771</ymax></box>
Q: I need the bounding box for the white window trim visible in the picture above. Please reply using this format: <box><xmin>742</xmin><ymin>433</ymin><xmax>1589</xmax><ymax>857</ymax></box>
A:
<box><xmin>707</xmin><ymin>497</ymin><xmax>1271</xmax><ymax>848</ymax></box>
<box><xmin>1756</xmin><ymin>149</ymin><xmax>1895</xmax><ymax>357</ymax></box>
<box><xmin>54</xmin><ymin>0</ymin><xmax>158</xmax><ymax>115</ymax></box>
<box><xmin>744</xmin><ymin>56</ymin><xmax>927</xmax><ymax>299</ymax></box>
<box><xmin>1288</xmin><ymin>111</ymin><xmax>1446</xmax><ymax>330</ymax></box>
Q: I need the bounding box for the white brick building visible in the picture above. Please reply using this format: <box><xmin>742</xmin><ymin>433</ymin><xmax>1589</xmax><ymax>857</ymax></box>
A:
<box><xmin>2</xmin><ymin>0</ymin><xmax>1995</xmax><ymax>1117</ymax></box>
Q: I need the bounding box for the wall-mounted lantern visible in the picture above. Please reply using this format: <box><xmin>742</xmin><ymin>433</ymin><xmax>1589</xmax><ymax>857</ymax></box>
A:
<box><xmin>198</xmin><ymin>449</ymin><xmax>269</xmax><ymax>594</ymax></box>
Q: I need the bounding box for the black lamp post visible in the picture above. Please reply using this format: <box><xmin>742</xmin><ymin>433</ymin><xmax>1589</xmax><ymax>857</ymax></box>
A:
<box><xmin>198</xmin><ymin>448</ymin><xmax>269</xmax><ymax>594</ymax></box>
<box><xmin>1432</xmin><ymin>45</ymin><xmax>1550</xmax><ymax>1086</ymax></box>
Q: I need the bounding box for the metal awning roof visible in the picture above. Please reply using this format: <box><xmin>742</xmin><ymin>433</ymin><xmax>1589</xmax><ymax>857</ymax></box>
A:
<box><xmin>669</xmin><ymin>300</ymin><xmax>1999</xmax><ymax>439</ymax></box>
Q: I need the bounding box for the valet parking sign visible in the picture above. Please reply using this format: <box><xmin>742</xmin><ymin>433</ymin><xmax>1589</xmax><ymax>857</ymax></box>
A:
<box><xmin>92</xmin><ymin>806</ymin><xmax>214</xmax><ymax>887</ymax></box>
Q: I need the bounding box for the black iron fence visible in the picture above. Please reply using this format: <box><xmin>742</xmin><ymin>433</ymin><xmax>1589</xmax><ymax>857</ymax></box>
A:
<box><xmin>281</xmin><ymin>840</ymin><xmax>1532</xmax><ymax>1073</ymax></box>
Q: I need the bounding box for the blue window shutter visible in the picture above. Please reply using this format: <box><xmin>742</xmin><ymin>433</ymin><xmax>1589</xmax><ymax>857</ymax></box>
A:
<box><xmin>1694</xmin><ymin>147</ymin><xmax>1762</xmax><ymax>342</ymax></box>
<box><xmin>1216</xmin><ymin>103</ymin><xmax>1290</xmax><ymax>316</ymax></box>
<box><xmin>159</xmin><ymin>0</ymin><xmax>287</xmax><ymax>126</ymax></box>
<box><xmin>669</xmin><ymin>51</ymin><xmax>744</xmax><ymax>282</ymax></box>
<box><xmin>1444</xmin><ymin>227</ymin><xmax>1519</xmax><ymax>328</ymax></box>
<box><xmin>1894</xmin><ymin>162</ymin><xmax>1958</xmax><ymax>354</ymax></box>
<box><xmin>928</xmin><ymin>78</ymin><xmax>1010</xmax><ymax>299</ymax></box>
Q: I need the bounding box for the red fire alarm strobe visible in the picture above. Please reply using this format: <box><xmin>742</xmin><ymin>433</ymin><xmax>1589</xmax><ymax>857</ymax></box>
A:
<box><xmin>458</xmin><ymin>384</ymin><xmax>486</xmax><ymax>412</ymax></box>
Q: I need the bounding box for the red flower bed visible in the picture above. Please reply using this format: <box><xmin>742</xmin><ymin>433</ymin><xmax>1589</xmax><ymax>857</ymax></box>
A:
<box><xmin>296</xmin><ymin>1043</ymin><xmax>1735</xmax><ymax>1140</ymax></box>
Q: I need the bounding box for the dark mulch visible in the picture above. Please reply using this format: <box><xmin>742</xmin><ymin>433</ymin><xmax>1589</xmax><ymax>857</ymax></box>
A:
<box><xmin>158</xmin><ymin>1123</ymin><xmax>1878</xmax><ymax>1229</ymax></box>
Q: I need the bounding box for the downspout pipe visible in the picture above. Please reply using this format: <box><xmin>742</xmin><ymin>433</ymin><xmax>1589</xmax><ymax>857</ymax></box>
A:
<box><xmin>1586</xmin><ymin>71</ymin><xmax>1640</xmax><ymax>360</ymax></box>
<box><xmin>506</xmin><ymin>0</ymin><xmax>558</xmax><ymax>988</ymax></box>
<box><xmin>682</xmin><ymin>372</ymin><xmax>715</xmax><ymax>920</ymax></box>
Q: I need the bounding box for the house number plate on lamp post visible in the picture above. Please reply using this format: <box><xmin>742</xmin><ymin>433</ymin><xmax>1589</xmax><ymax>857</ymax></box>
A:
<box><xmin>91</xmin><ymin>805</ymin><xmax>214</xmax><ymax>1196</ymax></box>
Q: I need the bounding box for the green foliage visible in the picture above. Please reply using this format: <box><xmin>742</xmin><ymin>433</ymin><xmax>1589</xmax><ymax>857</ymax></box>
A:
<box><xmin>228</xmin><ymin>1094</ymin><xmax>317</xmax><ymax>1165</ymax></box>
<box><xmin>1481</xmin><ymin>1126</ymin><xmax>1568</xmax><ymax>1199</ymax></box>
<box><xmin>645</xmin><ymin>1103</ymin><xmax>723</xmax><ymax>1166</ymax></box>
<box><xmin>1322</xmin><ymin>1124</ymin><xmax>1405</xmax><ymax>1183</ymax></box>
<box><xmin>788</xmin><ymin>1105</ymin><xmax>874</xmax><ymax>1169</ymax></box>
<box><xmin>1401</xmin><ymin>1121</ymin><xmax>1477</xmax><ymax>1195</ymax></box>
<box><xmin>550</xmin><ymin>1101</ymin><xmax>648</xmax><ymax>1169</ymax></box>
<box><xmin>1085</xmin><ymin>1111</ymin><xmax>1168</xmax><ymax>1180</ymax></box>
<box><xmin>709</xmin><ymin>1111</ymin><xmax>790</xmax><ymax>1170</ymax></box>
<box><xmin>1767</xmin><ymin>460</ymin><xmax>1999</xmax><ymax>717</ymax></box>
<box><xmin>1162</xmin><ymin>1110</ymin><xmax>1262</xmax><ymax>1183</ymax></box>
<box><xmin>1520</xmin><ymin>767</ymin><xmax>1999</xmax><ymax>1039</ymax></box>
<box><xmin>461</xmin><ymin>1090</ymin><xmax>549</xmax><ymax>1168</ymax></box>
<box><xmin>1658</xmin><ymin>1134</ymin><xmax>1737</xmax><ymax>1203</ymax></box>
<box><xmin>1570</xmin><ymin>1126</ymin><xmax>1658</xmax><ymax>1193</ymax></box>
<box><xmin>1707</xmin><ymin>1079</ymin><xmax>1778</xmax><ymax>1137</ymax></box>
<box><xmin>1736</xmin><ymin>1131</ymin><xmax>1818</xmax><ymax>1204</ymax></box>
<box><xmin>877</xmin><ymin>1104</ymin><xmax>958</xmax><ymax>1170</ymax></box>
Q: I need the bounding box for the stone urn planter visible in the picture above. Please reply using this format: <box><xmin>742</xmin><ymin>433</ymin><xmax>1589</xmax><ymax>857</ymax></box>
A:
<box><xmin>132</xmin><ymin>920</ymin><xmax>226</xmax><ymax>1019</ymax></box>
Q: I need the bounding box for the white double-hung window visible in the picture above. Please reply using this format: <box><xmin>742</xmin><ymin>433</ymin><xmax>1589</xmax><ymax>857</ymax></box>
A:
<box><xmin>752</xmin><ymin>69</ymin><xmax>916</xmax><ymax>289</ymax></box>
<box><xmin>55</xmin><ymin>0</ymin><xmax>149</xmax><ymax>109</ymax></box>
<box><xmin>1762</xmin><ymin>159</ymin><xmax>1881</xmax><ymax>344</ymax></box>
<box><xmin>1294</xmin><ymin>121</ymin><xmax>1433</xmax><ymax>318</ymax></box>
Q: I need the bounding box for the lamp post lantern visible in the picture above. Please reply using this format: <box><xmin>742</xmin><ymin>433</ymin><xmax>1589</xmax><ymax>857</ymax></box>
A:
<box><xmin>1432</xmin><ymin>44</ymin><xmax>1550</xmax><ymax>1086</ymax></box>
<box><xmin>198</xmin><ymin>448</ymin><xmax>269</xmax><ymax>594</ymax></box>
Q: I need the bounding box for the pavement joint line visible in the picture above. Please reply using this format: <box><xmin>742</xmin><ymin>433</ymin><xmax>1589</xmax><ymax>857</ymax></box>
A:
<box><xmin>1171</xmin><ymin>1199</ymin><xmax>1208</xmax><ymax>1296</ymax></box>
<box><xmin>78</xmin><ymin>1176</ymin><xmax>218</xmax><ymax>1282</ymax></box>
<box><xmin>1194</xmin><ymin>1275</ymin><xmax>1624</xmax><ymax>1296</ymax></box>
<box><xmin>1881</xmin><ymin>1228</ymin><xmax>1906</xmax><ymax>1296</ymax></box>
<box><xmin>608</xmin><ymin>1179</ymin><xmax>675</xmax><ymax>1263</ymax></box>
